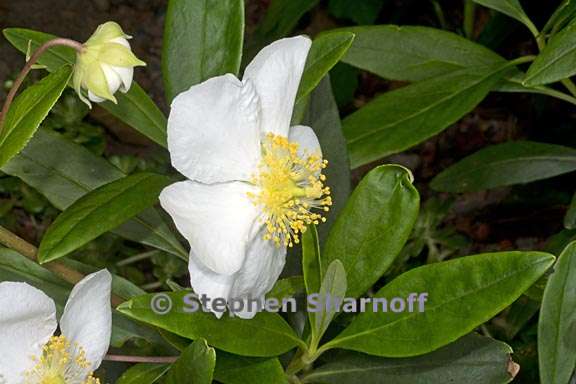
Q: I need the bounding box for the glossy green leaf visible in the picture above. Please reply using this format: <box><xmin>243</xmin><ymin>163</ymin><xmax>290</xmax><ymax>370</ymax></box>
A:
<box><xmin>302</xmin><ymin>225</ymin><xmax>322</xmax><ymax>295</ymax></box>
<box><xmin>214</xmin><ymin>353</ymin><xmax>288</xmax><ymax>384</ymax></box>
<box><xmin>344</xmin><ymin>64</ymin><xmax>512</xmax><ymax>168</ymax></box>
<box><xmin>337</xmin><ymin>25</ymin><xmax>505</xmax><ymax>82</ymax></box>
<box><xmin>323</xmin><ymin>165</ymin><xmax>419</xmax><ymax>298</ymax></box>
<box><xmin>525</xmin><ymin>22</ymin><xmax>576</xmax><ymax>86</ymax></box>
<box><xmin>303</xmin><ymin>334</ymin><xmax>517</xmax><ymax>384</ymax></box>
<box><xmin>38</xmin><ymin>172</ymin><xmax>171</xmax><ymax>263</ymax></box>
<box><xmin>2</xmin><ymin>28</ymin><xmax>168</xmax><ymax>147</ymax></box>
<box><xmin>162</xmin><ymin>0</ymin><xmax>244</xmax><ymax>102</ymax></box>
<box><xmin>543</xmin><ymin>0</ymin><xmax>576</xmax><ymax>35</ymax></box>
<box><xmin>324</xmin><ymin>251</ymin><xmax>555</xmax><ymax>357</ymax></box>
<box><xmin>165</xmin><ymin>339</ymin><xmax>216</xmax><ymax>384</ymax></box>
<box><xmin>252</xmin><ymin>0</ymin><xmax>319</xmax><ymax>45</ymax></box>
<box><xmin>296</xmin><ymin>32</ymin><xmax>355</xmax><ymax>102</ymax></box>
<box><xmin>310</xmin><ymin>260</ymin><xmax>347</xmax><ymax>345</ymax></box>
<box><xmin>0</xmin><ymin>66</ymin><xmax>71</xmax><ymax>168</ymax></box>
<box><xmin>2</xmin><ymin>130</ymin><xmax>186</xmax><ymax>259</ymax></box>
<box><xmin>539</xmin><ymin>242</ymin><xmax>576</xmax><ymax>384</ymax></box>
<box><xmin>431</xmin><ymin>141</ymin><xmax>576</xmax><ymax>192</ymax></box>
<box><xmin>565</xmin><ymin>192</ymin><xmax>576</xmax><ymax>229</ymax></box>
<box><xmin>116</xmin><ymin>363</ymin><xmax>170</xmax><ymax>384</ymax></box>
<box><xmin>267</xmin><ymin>276</ymin><xmax>305</xmax><ymax>301</ymax></box>
<box><xmin>117</xmin><ymin>291</ymin><xmax>304</xmax><ymax>357</ymax></box>
<box><xmin>472</xmin><ymin>0</ymin><xmax>537</xmax><ymax>34</ymax></box>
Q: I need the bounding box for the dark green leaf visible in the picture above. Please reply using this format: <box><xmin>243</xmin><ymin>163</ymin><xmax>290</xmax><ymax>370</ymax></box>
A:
<box><xmin>472</xmin><ymin>0</ymin><xmax>536</xmax><ymax>33</ymax></box>
<box><xmin>116</xmin><ymin>363</ymin><xmax>170</xmax><ymax>384</ymax></box>
<box><xmin>539</xmin><ymin>241</ymin><xmax>576</xmax><ymax>384</ymax></box>
<box><xmin>323</xmin><ymin>165</ymin><xmax>419</xmax><ymax>298</ymax></box>
<box><xmin>0</xmin><ymin>66</ymin><xmax>71</xmax><ymax>168</ymax></box>
<box><xmin>252</xmin><ymin>0</ymin><xmax>319</xmax><ymax>45</ymax></box>
<box><xmin>302</xmin><ymin>225</ymin><xmax>322</xmax><ymax>296</ymax></box>
<box><xmin>543</xmin><ymin>0</ymin><xmax>576</xmax><ymax>35</ymax></box>
<box><xmin>431</xmin><ymin>141</ymin><xmax>576</xmax><ymax>192</ymax></box>
<box><xmin>2</xmin><ymin>130</ymin><xmax>186</xmax><ymax>259</ymax></box>
<box><xmin>328</xmin><ymin>0</ymin><xmax>384</xmax><ymax>25</ymax></box>
<box><xmin>324</xmin><ymin>251</ymin><xmax>554</xmax><ymax>357</ymax></box>
<box><xmin>296</xmin><ymin>32</ymin><xmax>355</xmax><ymax>103</ymax></box>
<box><xmin>2</xmin><ymin>28</ymin><xmax>168</xmax><ymax>147</ymax></box>
<box><xmin>525</xmin><ymin>22</ymin><xmax>576</xmax><ymax>86</ymax></box>
<box><xmin>267</xmin><ymin>276</ymin><xmax>305</xmax><ymax>301</ymax></box>
<box><xmin>117</xmin><ymin>291</ymin><xmax>304</xmax><ymax>357</ymax></box>
<box><xmin>165</xmin><ymin>339</ymin><xmax>216</xmax><ymax>384</ymax></box>
<box><xmin>38</xmin><ymin>172</ymin><xmax>171</xmax><ymax>263</ymax></box>
<box><xmin>303</xmin><ymin>334</ymin><xmax>516</xmax><ymax>384</ymax></box>
<box><xmin>344</xmin><ymin>64</ymin><xmax>512</xmax><ymax>168</ymax></box>
<box><xmin>162</xmin><ymin>0</ymin><xmax>244</xmax><ymax>102</ymax></box>
<box><xmin>214</xmin><ymin>352</ymin><xmax>288</xmax><ymax>384</ymax></box>
<box><xmin>565</xmin><ymin>192</ymin><xmax>576</xmax><ymax>229</ymax></box>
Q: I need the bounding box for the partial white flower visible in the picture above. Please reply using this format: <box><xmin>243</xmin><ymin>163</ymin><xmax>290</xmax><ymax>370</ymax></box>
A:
<box><xmin>159</xmin><ymin>36</ymin><xmax>332</xmax><ymax>319</ymax></box>
<box><xmin>0</xmin><ymin>270</ymin><xmax>112</xmax><ymax>384</ymax></box>
<box><xmin>73</xmin><ymin>21</ymin><xmax>146</xmax><ymax>107</ymax></box>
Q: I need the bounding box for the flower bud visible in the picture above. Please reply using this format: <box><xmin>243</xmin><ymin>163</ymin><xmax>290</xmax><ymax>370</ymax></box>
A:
<box><xmin>73</xmin><ymin>21</ymin><xmax>146</xmax><ymax>106</ymax></box>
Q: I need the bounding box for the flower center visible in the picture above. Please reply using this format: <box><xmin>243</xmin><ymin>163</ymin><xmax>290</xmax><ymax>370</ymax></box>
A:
<box><xmin>248</xmin><ymin>133</ymin><xmax>332</xmax><ymax>247</ymax></box>
<box><xmin>24</xmin><ymin>336</ymin><xmax>100</xmax><ymax>384</ymax></box>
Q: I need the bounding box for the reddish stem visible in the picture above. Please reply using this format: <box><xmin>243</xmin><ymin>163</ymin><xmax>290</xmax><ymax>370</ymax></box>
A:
<box><xmin>0</xmin><ymin>38</ymin><xmax>84</xmax><ymax>135</ymax></box>
<box><xmin>104</xmin><ymin>354</ymin><xmax>179</xmax><ymax>364</ymax></box>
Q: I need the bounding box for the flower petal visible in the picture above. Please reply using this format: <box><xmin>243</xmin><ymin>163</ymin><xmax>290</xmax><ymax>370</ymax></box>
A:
<box><xmin>188</xmin><ymin>256</ymin><xmax>235</xmax><ymax>318</ymax></box>
<box><xmin>159</xmin><ymin>180</ymin><xmax>260</xmax><ymax>275</ymax></box>
<box><xmin>243</xmin><ymin>36</ymin><xmax>311</xmax><ymax>137</ymax></box>
<box><xmin>0</xmin><ymin>282</ymin><xmax>57</xmax><ymax>383</ymax></box>
<box><xmin>167</xmin><ymin>74</ymin><xmax>261</xmax><ymax>183</ymax></box>
<box><xmin>59</xmin><ymin>270</ymin><xmax>112</xmax><ymax>371</ymax></box>
<box><xmin>230</xmin><ymin>228</ymin><xmax>287</xmax><ymax>319</ymax></box>
<box><xmin>111</xmin><ymin>66</ymin><xmax>134</xmax><ymax>92</ymax></box>
<box><xmin>289</xmin><ymin>125</ymin><xmax>322</xmax><ymax>158</ymax></box>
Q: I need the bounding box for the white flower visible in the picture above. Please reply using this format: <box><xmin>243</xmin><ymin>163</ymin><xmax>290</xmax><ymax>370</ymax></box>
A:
<box><xmin>73</xmin><ymin>21</ymin><xmax>146</xmax><ymax>107</ymax></box>
<box><xmin>159</xmin><ymin>36</ymin><xmax>332</xmax><ymax>319</ymax></box>
<box><xmin>0</xmin><ymin>270</ymin><xmax>112</xmax><ymax>384</ymax></box>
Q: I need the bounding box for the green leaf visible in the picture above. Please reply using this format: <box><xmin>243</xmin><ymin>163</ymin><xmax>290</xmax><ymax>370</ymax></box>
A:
<box><xmin>214</xmin><ymin>353</ymin><xmax>288</xmax><ymax>384</ymax></box>
<box><xmin>2</xmin><ymin>130</ymin><xmax>187</xmax><ymax>259</ymax></box>
<box><xmin>337</xmin><ymin>25</ymin><xmax>505</xmax><ymax>82</ymax></box>
<box><xmin>302</xmin><ymin>334</ymin><xmax>517</xmax><ymax>384</ymax></box>
<box><xmin>2</xmin><ymin>28</ymin><xmax>168</xmax><ymax>147</ymax></box>
<box><xmin>117</xmin><ymin>291</ymin><xmax>304</xmax><ymax>357</ymax></box>
<box><xmin>116</xmin><ymin>363</ymin><xmax>170</xmax><ymax>384</ymax></box>
<box><xmin>328</xmin><ymin>0</ymin><xmax>384</xmax><ymax>25</ymax></box>
<box><xmin>324</xmin><ymin>251</ymin><xmax>555</xmax><ymax>357</ymax></box>
<box><xmin>310</xmin><ymin>260</ymin><xmax>347</xmax><ymax>345</ymax></box>
<box><xmin>525</xmin><ymin>22</ymin><xmax>576</xmax><ymax>86</ymax></box>
<box><xmin>565</xmin><ymin>192</ymin><xmax>576</xmax><ymax>229</ymax></box>
<box><xmin>431</xmin><ymin>141</ymin><xmax>576</xmax><ymax>192</ymax></box>
<box><xmin>543</xmin><ymin>0</ymin><xmax>576</xmax><ymax>35</ymax></box>
<box><xmin>302</xmin><ymin>225</ymin><xmax>322</xmax><ymax>296</ymax></box>
<box><xmin>38</xmin><ymin>172</ymin><xmax>171</xmax><ymax>263</ymax></box>
<box><xmin>323</xmin><ymin>165</ymin><xmax>419</xmax><ymax>298</ymax></box>
<box><xmin>165</xmin><ymin>339</ymin><xmax>216</xmax><ymax>384</ymax></box>
<box><xmin>252</xmin><ymin>0</ymin><xmax>319</xmax><ymax>44</ymax></box>
<box><xmin>344</xmin><ymin>64</ymin><xmax>512</xmax><ymax>168</ymax></box>
<box><xmin>0</xmin><ymin>66</ymin><xmax>71</xmax><ymax>168</ymax></box>
<box><xmin>472</xmin><ymin>0</ymin><xmax>537</xmax><ymax>35</ymax></box>
<box><xmin>162</xmin><ymin>0</ymin><xmax>244</xmax><ymax>102</ymax></box>
<box><xmin>267</xmin><ymin>276</ymin><xmax>305</xmax><ymax>301</ymax></box>
<box><xmin>539</xmin><ymin>241</ymin><xmax>576</xmax><ymax>384</ymax></box>
<box><xmin>296</xmin><ymin>32</ymin><xmax>355</xmax><ymax>103</ymax></box>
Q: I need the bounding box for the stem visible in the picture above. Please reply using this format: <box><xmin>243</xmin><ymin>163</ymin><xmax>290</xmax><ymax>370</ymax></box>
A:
<box><xmin>104</xmin><ymin>354</ymin><xmax>178</xmax><ymax>364</ymax></box>
<box><xmin>0</xmin><ymin>38</ymin><xmax>83</xmax><ymax>136</ymax></box>
<box><xmin>0</xmin><ymin>225</ymin><xmax>124</xmax><ymax>306</ymax></box>
<box><xmin>463</xmin><ymin>0</ymin><xmax>476</xmax><ymax>39</ymax></box>
<box><xmin>431</xmin><ymin>1</ymin><xmax>448</xmax><ymax>30</ymax></box>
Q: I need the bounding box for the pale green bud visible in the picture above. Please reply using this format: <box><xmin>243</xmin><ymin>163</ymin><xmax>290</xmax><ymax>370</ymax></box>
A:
<box><xmin>73</xmin><ymin>21</ymin><xmax>146</xmax><ymax>106</ymax></box>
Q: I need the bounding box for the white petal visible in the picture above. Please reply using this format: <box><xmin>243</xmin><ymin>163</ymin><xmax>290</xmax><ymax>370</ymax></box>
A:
<box><xmin>59</xmin><ymin>270</ymin><xmax>112</xmax><ymax>371</ymax></box>
<box><xmin>111</xmin><ymin>66</ymin><xmax>134</xmax><ymax>92</ymax></box>
<box><xmin>110</xmin><ymin>37</ymin><xmax>130</xmax><ymax>48</ymax></box>
<box><xmin>167</xmin><ymin>74</ymin><xmax>261</xmax><ymax>183</ymax></box>
<box><xmin>101</xmin><ymin>63</ymin><xmax>123</xmax><ymax>95</ymax></box>
<box><xmin>88</xmin><ymin>90</ymin><xmax>105</xmax><ymax>103</ymax></box>
<box><xmin>159</xmin><ymin>180</ymin><xmax>260</xmax><ymax>275</ymax></box>
<box><xmin>243</xmin><ymin>36</ymin><xmax>311</xmax><ymax>137</ymax></box>
<box><xmin>188</xmin><ymin>255</ymin><xmax>235</xmax><ymax>318</ymax></box>
<box><xmin>289</xmin><ymin>125</ymin><xmax>322</xmax><ymax>158</ymax></box>
<box><xmin>230</xmin><ymin>229</ymin><xmax>287</xmax><ymax>319</ymax></box>
<box><xmin>0</xmin><ymin>282</ymin><xmax>57</xmax><ymax>383</ymax></box>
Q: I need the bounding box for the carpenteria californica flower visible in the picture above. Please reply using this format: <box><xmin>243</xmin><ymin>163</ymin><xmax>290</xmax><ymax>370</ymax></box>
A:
<box><xmin>159</xmin><ymin>36</ymin><xmax>332</xmax><ymax>319</ymax></box>
<box><xmin>73</xmin><ymin>21</ymin><xmax>145</xmax><ymax>106</ymax></box>
<box><xmin>0</xmin><ymin>270</ymin><xmax>112</xmax><ymax>384</ymax></box>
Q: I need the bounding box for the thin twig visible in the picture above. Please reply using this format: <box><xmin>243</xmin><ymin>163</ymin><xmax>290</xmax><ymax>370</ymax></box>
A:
<box><xmin>104</xmin><ymin>354</ymin><xmax>178</xmax><ymax>364</ymax></box>
<box><xmin>0</xmin><ymin>38</ymin><xmax>84</xmax><ymax>135</ymax></box>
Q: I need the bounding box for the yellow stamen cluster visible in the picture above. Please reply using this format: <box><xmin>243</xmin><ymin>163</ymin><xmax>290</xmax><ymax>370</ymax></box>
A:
<box><xmin>24</xmin><ymin>336</ymin><xmax>100</xmax><ymax>384</ymax></box>
<box><xmin>248</xmin><ymin>133</ymin><xmax>332</xmax><ymax>247</ymax></box>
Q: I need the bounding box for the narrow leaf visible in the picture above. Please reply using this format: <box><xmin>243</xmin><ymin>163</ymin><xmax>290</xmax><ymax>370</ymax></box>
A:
<box><xmin>0</xmin><ymin>66</ymin><xmax>71</xmax><ymax>167</ymax></box>
<box><xmin>302</xmin><ymin>225</ymin><xmax>322</xmax><ymax>295</ymax></box>
<box><xmin>473</xmin><ymin>0</ymin><xmax>536</xmax><ymax>33</ymax></box>
<box><xmin>162</xmin><ymin>0</ymin><xmax>244</xmax><ymax>102</ymax></box>
<box><xmin>325</xmin><ymin>251</ymin><xmax>554</xmax><ymax>357</ymax></box>
<box><xmin>116</xmin><ymin>363</ymin><xmax>170</xmax><ymax>384</ymax></box>
<box><xmin>565</xmin><ymin>192</ymin><xmax>576</xmax><ymax>229</ymax></box>
<box><xmin>38</xmin><ymin>172</ymin><xmax>171</xmax><ymax>263</ymax></box>
<box><xmin>539</xmin><ymin>241</ymin><xmax>576</xmax><ymax>384</ymax></box>
<box><xmin>165</xmin><ymin>339</ymin><xmax>216</xmax><ymax>384</ymax></box>
<box><xmin>323</xmin><ymin>165</ymin><xmax>419</xmax><ymax>298</ymax></box>
<box><xmin>431</xmin><ymin>141</ymin><xmax>576</xmax><ymax>192</ymax></box>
